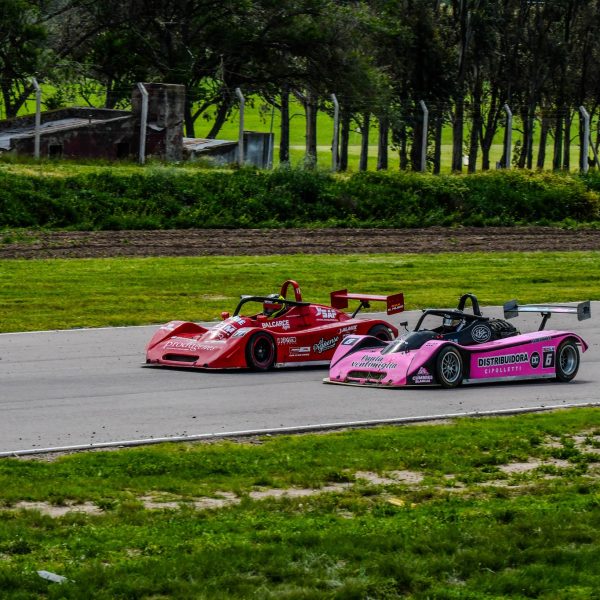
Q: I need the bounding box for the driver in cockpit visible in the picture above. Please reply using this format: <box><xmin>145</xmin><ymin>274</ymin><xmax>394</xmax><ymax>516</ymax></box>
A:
<box><xmin>263</xmin><ymin>294</ymin><xmax>287</xmax><ymax>319</ymax></box>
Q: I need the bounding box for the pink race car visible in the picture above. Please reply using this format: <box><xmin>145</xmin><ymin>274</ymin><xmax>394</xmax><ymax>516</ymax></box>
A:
<box><xmin>325</xmin><ymin>294</ymin><xmax>590</xmax><ymax>388</ymax></box>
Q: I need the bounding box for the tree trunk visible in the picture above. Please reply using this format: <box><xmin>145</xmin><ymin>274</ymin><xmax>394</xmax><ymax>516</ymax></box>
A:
<box><xmin>553</xmin><ymin>111</ymin><xmax>564</xmax><ymax>170</ymax></box>
<box><xmin>526</xmin><ymin>106</ymin><xmax>535</xmax><ymax>169</ymax></box>
<box><xmin>518</xmin><ymin>105</ymin><xmax>535</xmax><ymax>169</ymax></box>
<box><xmin>339</xmin><ymin>111</ymin><xmax>350</xmax><ymax>172</ymax></box>
<box><xmin>433</xmin><ymin>115</ymin><xmax>443</xmax><ymax>174</ymax></box>
<box><xmin>304</xmin><ymin>91</ymin><xmax>317</xmax><ymax>169</ymax></box>
<box><xmin>377</xmin><ymin>115</ymin><xmax>389</xmax><ymax>170</ymax></box>
<box><xmin>279</xmin><ymin>88</ymin><xmax>290</xmax><ymax>165</ymax></box>
<box><xmin>395</xmin><ymin>124</ymin><xmax>408</xmax><ymax>170</ymax></box>
<box><xmin>206</xmin><ymin>98</ymin><xmax>231</xmax><ymax>139</ymax></box>
<box><xmin>183</xmin><ymin>93</ymin><xmax>195</xmax><ymax>137</ymax></box>
<box><xmin>537</xmin><ymin>115</ymin><xmax>549</xmax><ymax>170</ymax></box>
<box><xmin>563</xmin><ymin>110</ymin><xmax>571</xmax><ymax>170</ymax></box>
<box><xmin>410</xmin><ymin>114</ymin><xmax>423</xmax><ymax>171</ymax></box>
<box><xmin>105</xmin><ymin>81</ymin><xmax>119</xmax><ymax>110</ymax></box>
<box><xmin>468</xmin><ymin>107</ymin><xmax>480</xmax><ymax>174</ymax></box>
<box><xmin>451</xmin><ymin>100</ymin><xmax>464</xmax><ymax>172</ymax></box>
<box><xmin>359</xmin><ymin>112</ymin><xmax>370</xmax><ymax>171</ymax></box>
<box><xmin>479</xmin><ymin>88</ymin><xmax>500</xmax><ymax>171</ymax></box>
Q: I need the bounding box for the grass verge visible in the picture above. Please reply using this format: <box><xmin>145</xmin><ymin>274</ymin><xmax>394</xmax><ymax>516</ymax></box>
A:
<box><xmin>1</xmin><ymin>252</ymin><xmax>599</xmax><ymax>332</ymax></box>
<box><xmin>1</xmin><ymin>408</ymin><xmax>600</xmax><ymax>598</ymax></box>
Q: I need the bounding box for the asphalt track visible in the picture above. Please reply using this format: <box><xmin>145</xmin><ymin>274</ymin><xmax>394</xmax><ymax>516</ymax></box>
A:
<box><xmin>1</xmin><ymin>305</ymin><xmax>599</xmax><ymax>456</ymax></box>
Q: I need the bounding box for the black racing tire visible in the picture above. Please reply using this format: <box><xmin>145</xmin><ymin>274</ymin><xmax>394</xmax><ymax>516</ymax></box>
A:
<box><xmin>367</xmin><ymin>324</ymin><xmax>395</xmax><ymax>342</ymax></box>
<box><xmin>435</xmin><ymin>346</ymin><xmax>464</xmax><ymax>388</ymax></box>
<box><xmin>555</xmin><ymin>339</ymin><xmax>580</xmax><ymax>382</ymax></box>
<box><xmin>246</xmin><ymin>332</ymin><xmax>276</xmax><ymax>371</ymax></box>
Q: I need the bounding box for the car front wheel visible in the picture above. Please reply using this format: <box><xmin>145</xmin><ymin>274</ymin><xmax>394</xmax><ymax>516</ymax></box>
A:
<box><xmin>436</xmin><ymin>346</ymin><xmax>463</xmax><ymax>388</ymax></box>
<box><xmin>246</xmin><ymin>332</ymin><xmax>276</xmax><ymax>371</ymax></box>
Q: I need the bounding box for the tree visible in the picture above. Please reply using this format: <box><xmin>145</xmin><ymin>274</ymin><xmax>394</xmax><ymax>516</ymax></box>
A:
<box><xmin>0</xmin><ymin>0</ymin><xmax>47</xmax><ymax>117</ymax></box>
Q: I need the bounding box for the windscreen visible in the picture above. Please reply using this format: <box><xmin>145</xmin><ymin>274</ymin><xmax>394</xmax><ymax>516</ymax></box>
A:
<box><xmin>382</xmin><ymin>331</ymin><xmax>436</xmax><ymax>354</ymax></box>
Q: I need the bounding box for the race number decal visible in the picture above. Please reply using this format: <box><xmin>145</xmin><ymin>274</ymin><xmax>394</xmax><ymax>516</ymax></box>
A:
<box><xmin>542</xmin><ymin>347</ymin><xmax>555</xmax><ymax>368</ymax></box>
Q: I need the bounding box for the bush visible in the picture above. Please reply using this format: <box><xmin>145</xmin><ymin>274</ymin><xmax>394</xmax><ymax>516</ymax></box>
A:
<box><xmin>0</xmin><ymin>167</ymin><xmax>599</xmax><ymax>230</ymax></box>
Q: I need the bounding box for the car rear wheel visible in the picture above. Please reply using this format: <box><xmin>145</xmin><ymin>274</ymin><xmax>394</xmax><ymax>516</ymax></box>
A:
<box><xmin>436</xmin><ymin>346</ymin><xmax>463</xmax><ymax>388</ymax></box>
<box><xmin>556</xmin><ymin>339</ymin><xmax>580</xmax><ymax>382</ymax></box>
<box><xmin>246</xmin><ymin>332</ymin><xmax>276</xmax><ymax>371</ymax></box>
<box><xmin>367</xmin><ymin>324</ymin><xmax>394</xmax><ymax>341</ymax></box>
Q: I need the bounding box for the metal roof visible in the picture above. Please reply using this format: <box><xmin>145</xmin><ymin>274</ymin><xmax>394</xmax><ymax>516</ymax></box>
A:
<box><xmin>0</xmin><ymin>117</ymin><xmax>113</xmax><ymax>150</ymax></box>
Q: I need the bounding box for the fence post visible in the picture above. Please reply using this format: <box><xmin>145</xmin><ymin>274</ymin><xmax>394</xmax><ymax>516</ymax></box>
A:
<box><xmin>136</xmin><ymin>82</ymin><xmax>148</xmax><ymax>165</ymax></box>
<box><xmin>331</xmin><ymin>94</ymin><xmax>339</xmax><ymax>172</ymax></box>
<box><xmin>32</xmin><ymin>78</ymin><xmax>41</xmax><ymax>159</ymax></box>
<box><xmin>236</xmin><ymin>87</ymin><xmax>245</xmax><ymax>166</ymax></box>
<box><xmin>419</xmin><ymin>100</ymin><xmax>429</xmax><ymax>172</ymax></box>
<box><xmin>503</xmin><ymin>104</ymin><xmax>512</xmax><ymax>169</ymax></box>
<box><xmin>579</xmin><ymin>105</ymin><xmax>590</xmax><ymax>174</ymax></box>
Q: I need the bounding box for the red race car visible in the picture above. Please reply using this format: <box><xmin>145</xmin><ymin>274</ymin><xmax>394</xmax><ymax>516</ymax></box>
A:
<box><xmin>145</xmin><ymin>280</ymin><xmax>404</xmax><ymax>370</ymax></box>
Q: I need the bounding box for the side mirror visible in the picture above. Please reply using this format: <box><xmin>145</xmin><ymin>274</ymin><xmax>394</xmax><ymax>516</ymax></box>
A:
<box><xmin>221</xmin><ymin>311</ymin><xmax>230</xmax><ymax>320</ymax></box>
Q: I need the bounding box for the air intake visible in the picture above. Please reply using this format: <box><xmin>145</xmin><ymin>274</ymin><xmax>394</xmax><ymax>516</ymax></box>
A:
<box><xmin>163</xmin><ymin>354</ymin><xmax>199</xmax><ymax>363</ymax></box>
<box><xmin>347</xmin><ymin>370</ymin><xmax>386</xmax><ymax>382</ymax></box>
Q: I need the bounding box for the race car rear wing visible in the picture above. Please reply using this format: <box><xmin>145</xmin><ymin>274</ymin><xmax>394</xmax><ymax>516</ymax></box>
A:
<box><xmin>503</xmin><ymin>300</ymin><xmax>591</xmax><ymax>331</ymax></box>
<box><xmin>330</xmin><ymin>290</ymin><xmax>405</xmax><ymax>317</ymax></box>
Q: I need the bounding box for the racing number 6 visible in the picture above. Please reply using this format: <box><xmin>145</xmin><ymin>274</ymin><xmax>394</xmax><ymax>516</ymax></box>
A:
<box><xmin>246</xmin><ymin>332</ymin><xmax>276</xmax><ymax>371</ymax></box>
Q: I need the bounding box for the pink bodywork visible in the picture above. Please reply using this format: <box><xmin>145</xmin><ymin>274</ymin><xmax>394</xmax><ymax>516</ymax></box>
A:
<box><xmin>327</xmin><ymin>330</ymin><xmax>588</xmax><ymax>387</ymax></box>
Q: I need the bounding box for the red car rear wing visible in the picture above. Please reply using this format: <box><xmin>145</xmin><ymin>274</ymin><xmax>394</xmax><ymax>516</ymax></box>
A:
<box><xmin>330</xmin><ymin>289</ymin><xmax>405</xmax><ymax>316</ymax></box>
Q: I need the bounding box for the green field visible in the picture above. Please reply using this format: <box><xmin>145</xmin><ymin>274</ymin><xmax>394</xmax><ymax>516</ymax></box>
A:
<box><xmin>2</xmin><ymin>252</ymin><xmax>599</xmax><ymax>332</ymax></box>
<box><xmin>1</xmin><ymin>408</ymin><xmax>600</xmax><ymax>598</ymax></box>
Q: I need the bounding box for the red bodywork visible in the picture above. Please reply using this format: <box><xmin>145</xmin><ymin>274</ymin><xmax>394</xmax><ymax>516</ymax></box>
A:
<box><xmin>145</xmin><ymin>280</ymin><xmax>403</xmax><ymax>370</ymax></box>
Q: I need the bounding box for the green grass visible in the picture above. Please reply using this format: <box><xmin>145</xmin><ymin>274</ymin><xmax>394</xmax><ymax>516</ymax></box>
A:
<box><xmin>1</xmin><ymin>408</ymin><xmax>600</xmax><ymax>598</ymax></box>
<box><xmin>1</xmin><ymin>252</ymin><xmax>599</xmax><ymax>332</ymax></box>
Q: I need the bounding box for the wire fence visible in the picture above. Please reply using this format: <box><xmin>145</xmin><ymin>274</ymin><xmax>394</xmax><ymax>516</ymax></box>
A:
<box><xmin>1</xmin><ymin>80</ymin><xmax>598</xmax><ymax>173</ymax></box>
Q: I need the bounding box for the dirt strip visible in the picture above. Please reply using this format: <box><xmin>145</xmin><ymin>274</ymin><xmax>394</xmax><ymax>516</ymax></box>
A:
<box><xmin>1</xmin><ymin>227</ymin><xmax>599</xmax><ymax>259</ymax></box>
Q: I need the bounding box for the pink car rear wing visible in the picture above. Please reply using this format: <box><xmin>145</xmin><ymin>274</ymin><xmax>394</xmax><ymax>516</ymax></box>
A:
<box><xmin>330</xmin><ymin>289</ymin><xmax>405</xmax><ymax>316</ymax></box>
<box><xmin>504</xmin><ymin>299</ymin><xmax>591</xmax><ymax>330</ymax></box>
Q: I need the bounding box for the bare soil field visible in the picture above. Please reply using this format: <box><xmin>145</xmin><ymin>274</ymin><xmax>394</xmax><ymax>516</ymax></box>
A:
<box><xmin>1</xmin><ymin>227</ymin><xmax>600</xmax><ymax>259</ymax></box>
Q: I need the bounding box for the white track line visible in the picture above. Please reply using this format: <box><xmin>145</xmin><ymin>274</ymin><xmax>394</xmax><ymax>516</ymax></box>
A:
<box><xmin>2</xmin><ymin>402</ymin><xmax>598</xmax><ymax>458</ymax></box>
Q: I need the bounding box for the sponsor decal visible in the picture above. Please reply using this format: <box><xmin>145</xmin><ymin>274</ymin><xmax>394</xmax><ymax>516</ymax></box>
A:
<box><xmin>215</xmin><ymin>323</ymin><xmax>237</xmax><ymax>336</ymax></box>
<box><xmin>232</xmin><ymin>327</ymin><xmax>252</xmax><ymax>338</ymax></box>
<box><xmin>477</xmin><ymin>352</ymin><xmax>528</xmax><ymax>368</ymax></box>
<box><xmin>482</xmin><ymin>365</ymin><xmax>523</xmax><ymax>375</ymax></box>
<box><xmin>389</xmin><ymin>301</ymin><xmax>404</xmax><ymax>312</ymax></box>
<box><xmin>165</xmin><ymin>339</ymin><xmax>202</xmax><ymax>352</ymax></box>
<box><xmin>313</xmin><ymin>336</ymin><xmax>340</xmax><ymax>354</ymax></box>
<box><xmin>472</xmin><ymin>325</ymin><xmax>492</xmax><ymax>343</ymax></box>
<box><xmin>530</xmin><ymin>351</ymin><xmax>540</xmax><ymax>368</ymax></box>
<box><xmin>339</xmin><ymin>325</ymin><xmax>358</xmax><ymax>334</ymax></box>
<box><xmin>262</xmin><ymin>319</ymin><xmax>291</xmax><ymax>331</ymax></box>
<box><xmin>542</xmin><ymin>346</ymin><xmax>556</xmax><ymax>368</ymax></box>
<box><xmin>290</xmin><ymin>346</ymin><xmax>311</xmax><ymax>356</ymax></box>
<box><xmin>342</xmin><ymin>336</ymin><xmax>359</xmax><ymax>346</ymax></box>
<box><xmin>412</xmin><ymin>366</ymin><xmax>433</xmax><ymax>384</ymax></box>
<box><xmin>351</xmin><ymin>354</ymin><xmax>397</xmax><ymax>370</ymax></box>
<box><xmin>277</xmin><ymin>336</ymin><xmax>297</xmax><ymax>345</ymax></box>
<box><xmin>315</xmin><ymin>307</ymin><xmax>337</xmax><ymax>320</ymax></box>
